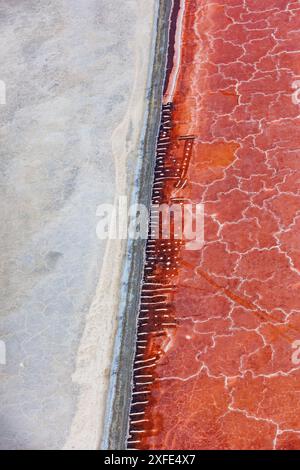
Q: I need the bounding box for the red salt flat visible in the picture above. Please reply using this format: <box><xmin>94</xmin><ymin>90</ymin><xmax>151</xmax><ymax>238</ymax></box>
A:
<box><xmin>128</xmin><ymin>0</ymin><xmax>300</xmax><ymax>450</ymax></box>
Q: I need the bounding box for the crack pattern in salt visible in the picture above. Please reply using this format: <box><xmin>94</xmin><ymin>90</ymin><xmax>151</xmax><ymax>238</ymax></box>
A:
<box><xmin>127</xmin><ymin>0</ymin><xmax>300</xmax><ymax>450</ymax></box>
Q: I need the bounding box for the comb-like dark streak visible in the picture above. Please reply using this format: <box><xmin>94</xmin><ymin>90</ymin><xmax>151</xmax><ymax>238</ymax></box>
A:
<box><xmin>127</xmin><ymin>103</ymin><xmax>185</xmax><ymax>449</ymax></box>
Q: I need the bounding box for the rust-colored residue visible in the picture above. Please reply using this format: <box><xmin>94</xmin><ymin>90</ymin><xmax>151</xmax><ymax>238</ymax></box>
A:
<box><xmin>128</xmin><ymin>0</ymin><xmax>300</xmax><ymax>450</ymax></box>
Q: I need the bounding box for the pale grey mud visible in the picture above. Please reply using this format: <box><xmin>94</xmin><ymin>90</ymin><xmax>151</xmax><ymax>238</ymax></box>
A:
<box><xmin>0</xmin><ymin>0</ymin><xmax>157</xmax><ymax>450</ymax></box>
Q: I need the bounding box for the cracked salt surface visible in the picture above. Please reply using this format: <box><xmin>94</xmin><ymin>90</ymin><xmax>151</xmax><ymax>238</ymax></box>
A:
<box><xmin>128</xmin><ymin>0</ymin><xmax>300</xmax><ymax>450</ymax></box>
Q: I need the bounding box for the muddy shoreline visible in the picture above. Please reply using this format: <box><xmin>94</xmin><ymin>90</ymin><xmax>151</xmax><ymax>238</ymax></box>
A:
<box><xmin>102</xmin><ymin>0</ymin><xmax>173</xmax><ymax>450</ymax></box>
